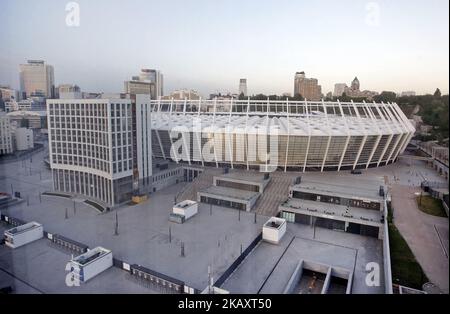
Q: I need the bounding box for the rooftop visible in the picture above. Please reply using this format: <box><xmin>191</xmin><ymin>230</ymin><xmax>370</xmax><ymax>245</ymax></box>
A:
<box><xmin>292</xmin><ymin>177</ymin><xmax>385</xmax><ymax>203</ymax></box>
<box><xmin>280</xmin><ymin>198</ymin><xmax>383</xmax><ymax>226</ymax></box>
<box><xmin>216</xmin><ymin>171</ymin><xmax>269</xmax><ymax>184</ymax></box>
<box><xmin>199</xmin><ymin>185</ymin><xmax>260</xmax><ymax>202</ymax></box>
<box><xmin>221</xmin><ymin>222</ymin><xmax>385</xmax><ymax>294</ymax></box>
<box><xmin>5</xmin><ymin>222</ymin><xmax>42</xmax><ymax>236</ymax></box>
<box><xmin>151</xmin><ymin>99</ymin><xmax>414</xmax><ymax>137</ymax></box>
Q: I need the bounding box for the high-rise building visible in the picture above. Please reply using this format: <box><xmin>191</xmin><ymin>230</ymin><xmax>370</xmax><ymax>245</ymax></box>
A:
<box><xmin>333</xmin><ymin>83</ymin><xmax>348</xmax><ymax>97</ymax></box>
<box><xmin>124</xmin><ymin>79</ymin><xmax>155</xmax><ymax>98</ymax></box>
<box><xmin>293</xmin><ymin>72</ymin><xmax>322</xmax><ymax>101</ymax></box>
<box><xmin>343</xmin><ymin>76</ymin><xmax>378</xmax><ymax>100</ymax></box>
<box><xmin>19</xmin><ymin>60</ymin><xmax>55</xmax><ymax>98</ymax></box>
<box><xmin>0</xmin><ymin>86</ymin><xmax>19</xmax><ymax>102</ymax></box>
<box><xmin>351</xmin><ymin>77</ymin><xmax>360</xmax><ymax>91</ymax></box>
<box><xmin>124</xmin><ymin>69</ymin><xmax>163</xmax><ymax>99</ymax></box>
<box><xmin>239</xmin><ymin>79</ymin><xmax>247</xmax><ymax>97</ymax></box>
<box><xmin>0</xmin><ymin>112</ymin><xmax>13</xmax><ymax>155</ymax></box>
<box><xmin>58</xmin><ymin>84</ymin><xmax>82</xmax><ymax>99</ymax></box>
<box><xmin>14</xmin><ymin>128</ymin><xmax>34</xmax><ymax>151</ymax></box>
<box><xmin>47</xmin><ymin>95</ymin><xmax>152</xmax><ymax>207</ymax></box>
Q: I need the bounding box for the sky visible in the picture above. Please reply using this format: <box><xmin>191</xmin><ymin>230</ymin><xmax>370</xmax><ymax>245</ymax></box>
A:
<box><xmin>0</xmin><ymin>0</ymin><xmax>448</xmax><ymax>96</ymax></box>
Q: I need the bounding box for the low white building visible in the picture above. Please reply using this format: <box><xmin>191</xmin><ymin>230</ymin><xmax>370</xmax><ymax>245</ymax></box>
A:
<box><xmin>14</xmin><ymin>127</ymin><xmax>34</xmax><ymax>151</ymax></box>
<box><xmin>71</xmin><ymin>247</ymin><xmax>113</xmax><ymax>283</ymax></box>
<box><xmin>173</xmin><ymin>200</ymin><xmax>198</xmax><ymax>220</ymax></box>
<box><xmin>4</xmin><ymin>222</ymin><xmax>44</xmax><ymax>249</ymax></box>
<box><xmin>262</xmin><ymin>217</ymin><xmax>287</xmax><ymax>244</ymax></box>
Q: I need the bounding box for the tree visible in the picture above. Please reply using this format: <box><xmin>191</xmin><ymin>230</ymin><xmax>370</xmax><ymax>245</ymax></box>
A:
<box><xmin>291</xmin><ymin>93</ymin><xmax>304</xmax><ymax>101</ymax></box>
<box><xmin>373</xmin><ymin>91</ymin><xmax>397</xmax><ymax>103</ymax></box>
<box><xmin>238</xmin><ymin>92</ymin><xmax>246</xmax><ymax>100</ymax></box>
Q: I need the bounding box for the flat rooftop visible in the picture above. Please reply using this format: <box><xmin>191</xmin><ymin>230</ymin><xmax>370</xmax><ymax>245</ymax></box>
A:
<box><xmin>5</xmin><ymin>222</ymin><xmax>41</xmax><ymax>235</ymax></box>
<box><xmin>221</xmin><ymin>222</ymin><xmax>385</xmax><ymax>294</ymax></box>
<box><xmin>199</xmin><ymin>185</ymin><xmax>260</xmax><ymax>202</ymax></box>
<box><xmin>1</xmin><ymin>182</ymin><xmax>266</xmax><ymax>291</ymax></box>
<box><xmin>280</xmin><ymin>198</ymin><xmax>383</xmax><ymax>226</ymax></box>
<box><xmin>0</xmin><ymin>223</ymin><xmax>157</xmax><ymax>294</ymax></box>
<box><xmin>292</xmin><ymin>176</ymin><xmax>385</xmax><ymax>203</ymax></box>
<box><xmin>216</xmin><ymin>171</ymin><xmax>269</xmax><ymax>184</ymax></box>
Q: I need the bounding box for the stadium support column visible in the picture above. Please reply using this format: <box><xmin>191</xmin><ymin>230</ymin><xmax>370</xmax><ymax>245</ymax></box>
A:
<box><xmin>374</xmin><ymin>102</ymin><xmax>393</xmax><ymax>167</ymax></box>
<box><xmin>227</xmin><ymin>98</ymin><xmax>234</xmax><ymax>169</ymax></box>
<box><xmin>351</xmin><ymin>100</ymin><xmax>367</xmax><ymax>170</ymax></box>
<box><xmin>337</xmin><ymin>100</ymin><xmax>350</xmax><ymax>171</ymax></box>
<box><xmin>364</xmin><ymin>101</ymin><xmax>382</xmax><ymax>169</ymax></box>
<box><xmin>321</xmin><ymin>99</ymin><xmax>331</xmax><ymax>172</ymax></box>
<box><xmin>303</xmin><ymin>99</ymin><xmax>311</xmax><ymax>172</ymax></box>
<box><xmin>388</xmin><ymin>102</ymin><xmax>413</xmax><ymax>162</ymax></box>
<box><xmin>245</xmin><ymin>97</ymin><xmax>250</xmax><ymax>171</ymax></box>
<box><xmin>382</xmin><ymin>102</ymin><xmax>403</xmax><ymax>163</ymax></box>
<box><xmin>284</xmin><ymin>98</ymin><xmax>290</xmax><ymax>172</ymax></box>
<box><xmin>212</xmin><ymin>97</ymin><xmax>219</xmax><ymax>168</ymax></box>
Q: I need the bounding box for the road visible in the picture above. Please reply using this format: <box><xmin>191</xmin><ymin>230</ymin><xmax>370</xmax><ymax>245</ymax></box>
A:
<box><xmin>390</xmin><ymin>183</ymin><xmax>449</xmax><ymax>293</ymax></box>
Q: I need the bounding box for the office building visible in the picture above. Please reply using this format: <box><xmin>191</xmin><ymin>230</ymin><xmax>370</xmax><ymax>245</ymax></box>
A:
<box><xmin>14</xmin><ymin>127</ymin><xmax>34</xmax><ymax>151</ymax></box>
<box><xmin>0</xmin><ymin>112</ymin><xmax>13</xmax><ymax>155</ymax></box>
<box><xmin>151</xmin><ymin>99</ymin><xmax>415</xmax><ymax>172</ymax></box>
<box><xmin>125</xmin><ymin>69</ymin><xmax>163</xmax><ymax>100</ymax></box>
<box><xmin>19</xmin><ymin>60</ymin><xmax>55</xmax><ymax>98</ymax></box>
<box><xmin>294</xmin><ymin>72</ymin><xmax>322</xmax><ymax>101</ymax></box>
<box><xmin>239</xmin><ymin>79</ymin><xmax>247</xmax><ymax>97</ymax></box>
<box><xmin>0</xmin><ymin>86</ymin><xmax>19</xmax><ymax>102</ymax></box>
<box><xmin>333</xmin><ymin>83</ymin><xmax>348</xmax><ymax>97</ymax></box>
<box><xmin>7</xmin><ymin>110</ymin><xmax>47</xmax><ymax>129</ymax></box>
<box><xmin>58</xmin><ymin>84</ymin><xmax>82</xmax><ymax>99</ymax></box>
<box><xmin>47</xmin><ymin>95</ymin><xmax>152</xmax><ymax>207</ymax></box>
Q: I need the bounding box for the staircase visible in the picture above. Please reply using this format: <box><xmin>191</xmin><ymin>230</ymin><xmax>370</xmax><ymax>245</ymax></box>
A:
<box><xmin>253</xmin><ymin>172</ymin><xmax>297</xmax><ymax>217</ymax></box>
<box><xmin>176</xmin><ymin>167</ymin><xmax>223</xmax><ymax>202</ymax></box>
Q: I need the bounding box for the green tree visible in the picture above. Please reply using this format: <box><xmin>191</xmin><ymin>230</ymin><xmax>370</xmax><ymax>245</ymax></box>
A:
<box><xmin>374</xmin><ymin>91</ymin><xmax>397</xmax><ymax>103</ymax></box>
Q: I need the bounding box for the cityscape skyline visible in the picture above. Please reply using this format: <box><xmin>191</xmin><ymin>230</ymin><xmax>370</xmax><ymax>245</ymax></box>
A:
<box><xmin>0</xmin><ymin>0</ymin><xmax>449</xmax><ymax>96</ymax></box>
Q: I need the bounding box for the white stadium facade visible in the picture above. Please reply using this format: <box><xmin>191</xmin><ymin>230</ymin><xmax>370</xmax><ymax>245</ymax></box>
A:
<box><xmin>150</xmin><ymin>99</ymin><xmax>415</xmax><ymax>172</ymax></box>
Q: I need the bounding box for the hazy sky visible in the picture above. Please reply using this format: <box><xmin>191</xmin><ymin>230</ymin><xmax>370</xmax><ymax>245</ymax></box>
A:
<box><xmin>0</xmin><ymin>0</ymin><xmax>448</xmax><ymax>96</ymax></box>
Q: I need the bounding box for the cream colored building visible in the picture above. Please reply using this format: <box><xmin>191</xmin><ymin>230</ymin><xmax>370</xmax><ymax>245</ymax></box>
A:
<box><xmin>19</xmin><ymin>60</ymin><xmax>54</xmax><ymax>98</ymax></box>
<box><xmin>294</xmin><ymin>72</ymin><xmax>322</xmax><ymax>101</ymax></box>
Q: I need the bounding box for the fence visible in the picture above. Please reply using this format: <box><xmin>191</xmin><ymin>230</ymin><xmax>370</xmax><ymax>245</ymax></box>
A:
<box><xmin>214</xmin><ymin>232</ymin><xmax>262</xmax><ymax>287</ymax></box>
<box><xmin>0</xmin><ymin>214</ymin><xmax>26</xmax><ymax>227</ymax></box>
<box><xmin>129</xmin><ymin>264</ymin><xmax>185</xmax><ymax>294</ymax></box>
<box><xmin>49</xmin><ymin>233</ymin><xmax>89</xmax><ymax>254</ymax></box>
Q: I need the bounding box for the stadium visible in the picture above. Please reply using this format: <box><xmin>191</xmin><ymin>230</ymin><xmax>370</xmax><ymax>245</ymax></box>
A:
<box><xmin>150</xmin><ymin>99</ymin><xmax>415</xmax><ymax>172</ymax></box>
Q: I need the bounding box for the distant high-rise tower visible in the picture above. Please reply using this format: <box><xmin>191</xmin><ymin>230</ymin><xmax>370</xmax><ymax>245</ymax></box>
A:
<box><xmin>333</xmin><ymin>83</ymin><xmax>348</xmax><ymax>97</ymax></box>
<box><xmin>19</xmin><ymin>60</ymin><xmax>54</xmax><ymax>98</ymax></box>
<box><xmin>351</xmin><ymin>77</ymin><xmax>360</xmax><ymax>91</ymax></box>
<box><xmin>294</xmin><ymin>71</ymin><xmax>322</xmax><ymax>101</ymax></box>
<box><xmin>140</xmin><ymin>69</ymin><xmax>164</xmax><ymax>98</ymax></box>
<box><xmin>239</xmin><ymin>79</ymin><xmax>247</xmax><ymax>97</ymax></box>
<box><xmin>124</xmin><ymin>69</ymin><xmax>164</xmax><ymax>100</ymax></box>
